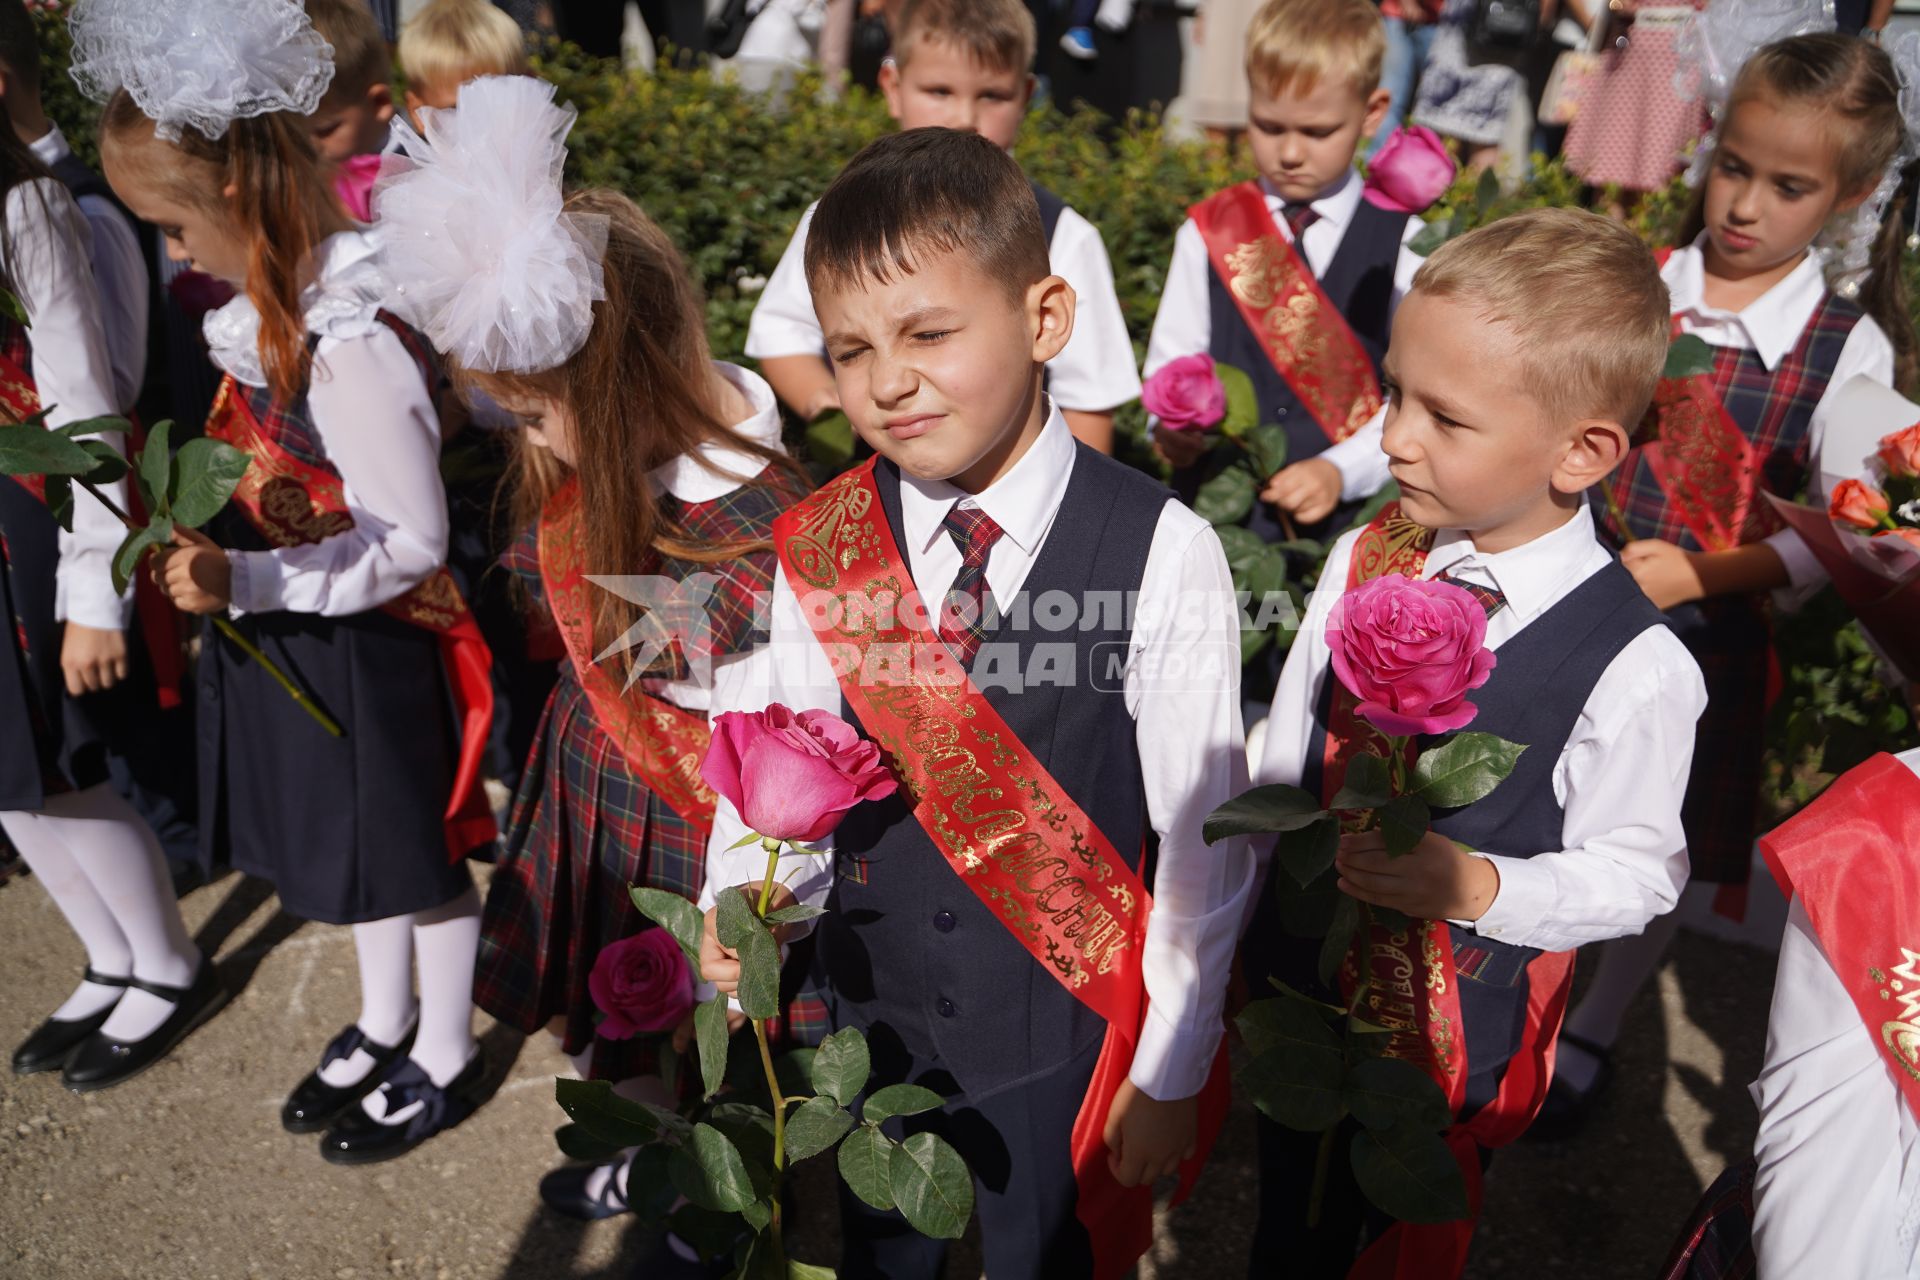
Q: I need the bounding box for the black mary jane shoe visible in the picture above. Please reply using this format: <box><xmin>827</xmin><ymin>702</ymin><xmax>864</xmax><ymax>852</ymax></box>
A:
<box><xmin>282</xmin><ymin>1022</ymin><xmax>418</xmax><ymax>1134</ymax></box>
<box><xmin>319</xmin><ymin>1051</ymin><xmax>485</xmax><ymax>1166</ymax></box>
<box><xmin>12</xmin><ymin>969</ymin><xmax>130</xmax><ymax>1075</ymax></box>
<box><xmin>61</xmin><ymin>959</ymin><xmax>228</xmax><ymax>1094</ymax></box>
<box><xmin>540</xmin><ymin>1154</ymin><xmax>634</xmax><ymax>1221</ymax></box>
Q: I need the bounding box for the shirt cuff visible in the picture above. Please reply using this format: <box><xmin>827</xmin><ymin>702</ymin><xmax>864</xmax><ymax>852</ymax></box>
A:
<box><xmin>1129</xmin><ymin>1003</ymin><xmax>1224</xmax><ymax>1101</ymax></box>
<box><xmin>1321</xmin><ymin>431</ymin><xmax>1392</xmax><ymax>501</ymax></box>
<box><xmin>1764</xmin><ymin>526</ymin><xmax>1828</xmax><ymax>612</ymax></box>
<box><xmin>56</xmin><ymin>571</ymin><xmax>133</xmax><ymax>631</ymax></box>
<box><xmin>1450</xmin><ymin>851</ymin><xmax>1553</xmax><ymax>947</ymax></box>
<box><xmin>226</xmin><ymin>548</ymin><xmax>283</xmax><ymax>615</ymax></box>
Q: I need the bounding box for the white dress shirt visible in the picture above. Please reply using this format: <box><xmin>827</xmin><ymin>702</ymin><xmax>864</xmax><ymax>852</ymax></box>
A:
<box><xmin>744</xmin><ymin>201</ymin><xmax>1143</xmax><ymax>414</ymax></box>
<box><xmin>1259</xmin><ymin>504</ymin><xmax>1707</xmax><ymax>951</ymax></box>
<box><xmin>207</xmin><ymin>230</ymin><xmax>446</xmax><ymax>617</ymax></box>
<box><xmin>6</xmin><ymin>178</ymin><xmax>132</xmax><ymax>633</ymax></box>
<box><xmin>28</xmin><ymin>124</ymin><xmax>147</xmax><ymax>412</ymax></box>
<box><xmin>1143</xmin><ymin>171</ymin><xmax>1424</xmax><ymax>492</ymax></box>
<box><xmin>1751</xmin><ymin>748</ymin><xmax>1920</xmax><ymax>1280</ymax></box>
<box><xmin>703</xmin><ymin>405</ymin><xmax>1254</xmax><ymax>1101</ymax></box>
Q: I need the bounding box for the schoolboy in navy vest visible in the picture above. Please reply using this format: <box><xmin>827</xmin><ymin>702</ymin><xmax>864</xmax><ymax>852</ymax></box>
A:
<box><xmin>1251</xmin><ymin>210</ymin><xmax>1708</xmax><ymax>1277</ymax></box>
<box><xmin>1146</xmin><ymin>0</ymin><xmax>1423</xmax><ymax>543</ymax></box>
<box><xmin>702</xmin><ymin>130</ymin><xmax>1252</xmax><ymax>1280</ymax></box>
<box><xmin>746</xmin><ymin>0</ymin><xmax>1140</xmax><ymax>455</ymax></box>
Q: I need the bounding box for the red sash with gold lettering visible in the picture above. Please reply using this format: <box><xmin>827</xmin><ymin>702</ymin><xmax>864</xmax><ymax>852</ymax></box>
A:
<box><xmin>0</xmin><ymin>350</ymin><xmax>187</xmax><ymax>708</ymax></box>
<box><xmin>1190</xmin><ymin>181</ymin><xmax>1383</xmax><ymax>445</ymax></box>
<box><xmin>205</xmin><ymin>375</ymin><xmax>495</xmax><ymax>862</ymax></box>
<box><xmin>1760</xmin><ymin>751</ymin><xmax>1920</xmax><ymax>1124</ymax></box>
<box><xmin>537</xmin><ymin>478</ymin><xmax>717</xmax><ymax>836</ymax></box>
<box><xmin>772</xmin><ymin>460</ymin><xmax>1231</xmax><ymax>1280</ymax></box>
<box><xmin>1326</xmin><ymin>505</ymin><xmax>1578</xmax><ymax>1280</ymax></box>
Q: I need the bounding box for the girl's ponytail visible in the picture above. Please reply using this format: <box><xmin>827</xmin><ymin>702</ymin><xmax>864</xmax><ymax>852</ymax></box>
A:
<box><xmin>1859</xmin><ymin>164</ymin><xmax>1920</xmax><ymax>393</ymax></box>
<box><xmin>223</xmin><ymin>113</ymin><xmax>333</xmax><ymax>404</ymax></box>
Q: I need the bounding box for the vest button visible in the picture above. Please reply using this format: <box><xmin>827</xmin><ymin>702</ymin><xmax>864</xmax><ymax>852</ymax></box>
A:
<box><xmin>933</xmin><ymin>911</ymin><xmax>955</xmax><ymax>933</ymax></box>
<box><xmin>936</xmin><ymin>998</ymin><xmax>957</xmax><ymax>1018</ymax></box>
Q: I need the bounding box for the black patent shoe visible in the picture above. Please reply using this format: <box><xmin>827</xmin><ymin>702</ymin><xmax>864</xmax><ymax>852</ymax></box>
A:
<box><xmin>319</xmin><ymin>1051</ymin><xmax>485</xmax><ymax>1166</ymax></box>
<box><xmin>12</xmin><ymin>969</ymin><xmax>129</xmax><ymax>1075</ymax></box>
<box><xmin>540</xmin><ymin>1155</ymin><xmax>634</xmax><ymax>1220</ymax></box>
<box><xmin>61</xmin><ymin>958</ymin><xmax>227</xmax><ymax>1093</ymax></box>
<box><xmin>282</xmin><ymin>1022</ymin><xmax>417</xmax><ymax>1134</ymax></box>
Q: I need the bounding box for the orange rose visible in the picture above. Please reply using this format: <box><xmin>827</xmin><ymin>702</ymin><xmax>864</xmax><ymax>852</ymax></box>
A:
<box><xmin>1873</xmin><ymin>528</ymin><xmax>1920</xmax><ymax>552</ymax></box>
<box><xmin>1831</xmin><ymin>478</ymin><xmax>1892</xmax><ymax>530</ymax></box>
<box><xmin>1880</xmin><ymin>423</ymin><xmax>1920</xmax><ymax>478</ymax></box>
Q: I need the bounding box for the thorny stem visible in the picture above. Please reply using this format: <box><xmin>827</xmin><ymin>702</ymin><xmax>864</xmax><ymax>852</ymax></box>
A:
<box><xmin>755</xmin><ymin>837</ymin><xmax>787</xmax><ymax>1259</ymax></box>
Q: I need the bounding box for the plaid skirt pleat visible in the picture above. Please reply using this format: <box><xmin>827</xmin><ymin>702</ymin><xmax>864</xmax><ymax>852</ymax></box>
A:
<box><xmin>1660</xmin><ymin>1159</ymin><xmax>1756</xmax><ymax>1280</ymax></box>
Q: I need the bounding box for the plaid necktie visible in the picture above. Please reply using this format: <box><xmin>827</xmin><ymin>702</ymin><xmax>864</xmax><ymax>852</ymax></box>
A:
<box><xmin>938</xmin><ymin>504</ymin><xmax>1005</xmax><ymax>667</ymax></box>
<box><xmin>1434</xmin><ymin>571</ymin><xmax>1507</xmax><ymax>620</ymax></box>
<box><xmin>1282</xmin><ymin>202</ymin><xmax>1321</xmax><ymax>242</ymax></box>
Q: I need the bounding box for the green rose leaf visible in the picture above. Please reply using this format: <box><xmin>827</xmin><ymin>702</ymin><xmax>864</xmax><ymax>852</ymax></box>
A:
<box><xmin>837</xmin><ymin>1124</ymin><xmax>897</xmax><ymax>1211</ymax></box>
<box><xmin>1243</xmin><ymin>421</ymin><xmax>1290</xmax><ymax>480</ymax></box>
<box><xmin>110</xmin><ymin>522</ymin><xmax>166</xmax><ymax>598</ymax></box>
<box><xmin>1407</xmin><ymin>216</ymin><xmax>1454</xmax><ymax>257</ymax></box>
<box><xmin>1276</xmin><ymin>867</ymin><xmax>1341</xmax><ymax>938</ymax></box>
<box><xmin>50</xmin><ymin>416</ymin><xmax>130</xmax><ymax>438</ymax></box>
<box><xmin>1343</xmin><ymin>1056</ymin><xmax>1455</xmax><ymax>1132</ymax></box>
<box><xmin>1235</xmin><ymin>997</ymin><xmax>1346</xmax><ymax>1131</ymax></box>
<box><xmin>42</xmin><ymin>475</ymin><xmax>72</xmax><ymax>532</ymax></box>
<box><xmin>670</xmin><ymin>1122</ymin><xmax>757</xmax><ymax>1212</ymax></box>
<box><xmin>693</xmin><ymin>995</ymin><xmax>730</xmax><ymax>1099</ymax></box>
<box><xmin>553</xmin><ymin>1121</ymin><xmax>629</xmax><ymax>1162</ymax></box>
<box><xmin>1329</xmin><ymin>751</ymin><xmax>1393</xmax><ymax>811</ymax></box>
<box><xmin>889</xmin><ymin>1131</ymin><xmax>975</xmax><ymax>1239</ymax></box>
<box><xmin>0</xmin><ymin>422</ymin><xmax>96</xmax><ymax>477</ymax></box>
<box><xmin>630</xmin><ymin>886</ymin><xmax>705</xmax><ymax>971</ymax></box>
<box><xmin>1318</xmin><ymin>892</ymin><xmax>1360</xmax><ymax>986</ymax></box>
<box><xmin>765</xmin><ymin>902</ymin><xmax>827</xmax><ymax>925</ymax></box>
<box><xmin>665</xmin><ymin>1204</ymin><xmax>743</xmax><ymax>1262</ymax></box>
<box><xmin>788</xmin><ymin>1264</ymin><xmax>838</xmax><ymax>1279</ymax></box>
<box><xmin>862</xmin><ymin>1082</ymin><xmax>946</xmax><ymax>1127</ymax></box>
<box><xmin>1276</xmin><ymin>815</ymin><xmax>1341</xmax><ymax>889</ymax></box>
<box><xmin>1410</xmin><ymin>733</ymin><xmax>1526</xmax><ymax>809</ymax></box>
<box><xmin>1217</xmin><ymin>361</ymin><xmax>1260</xmax><ymax>438</ymax></box>
<box><xmin>1214</xmin><ymin>523</ymin><xmax>1267</xmax><ymax>568</ymax></box>
<box><xmin>1350</xmin><ymin>1123</ymin><xmax>1470</xmax><ymax>1224</ymax></box>
<box><xmin>1240</xmin><ymin>544</ymin><xmax>1289</xmax><ymax>619</ymax></box>
<box><xmin>740</xmin><ymin>1196</ymin><xmax>773</xmax><ymax>1235</ymax></box>
<box><xmin>811</xmin><ymin>1025</ymin><xmax>871</xmax><ymax>1107</ymax></box>
<box><xmin>716</xmin><ymin>881</ymin><xmax>770</xmax><ymax>949</ymax></box>
<box><xmin>168</xmin><ymin>438</ymin><xmax>252</xmax><ymax>529</ymax></box>
<box><xmin>1202</xmin><ymin>783</ymin><xmax>1327</xmax><ymax>844</ymax></box>
<box><xmin>625</xmin><ymin>1142</ymin><xmax>680</xmax><ymax>1219</ymax></box>
<box><xmin>784</xmin><ymin>1094</ymin><xmax>856</xmax><ymax>1162</ymax></box>
<box><xmin>78</xmin><ymin>438</ymin><xmax>128</xmax><ymax>485</ymax></box>
<box><xmin>553</xmin><ymin>1077</ymin><xmax>671</xmax><ymax>1147</ymax></box>
<box><xmin>137</xmin><ymin>419</ymin><xmax>171</xmax><ymax>517</ymax></box>
<box><xmin>1474</xmin><ymin>166</ymin><xmax>1501</xmax><ymax>216</ymax></box>
<box><xmin>1193</xmin><ymin>464</ymin><xmax>1255</xmax><ymax>527</ymax></box>
<box><xmin>1663</xmin><ymin>332</ymin><xmax>1716</xmax><ymax>380</ymax></box>
<box><xmin>734</xmin><ymin>926</ymin><xmax>781</xmax><ymax>1021</ymax></box>
<box><xmin>805</xmin><ymin>409</ymin><xmax>856</xmax><ymax>469</ymax></box>
<box><xmin>1380</xmin><ymin>792</ymin><xmax>1432</xmax><ymax>858</ymax></box>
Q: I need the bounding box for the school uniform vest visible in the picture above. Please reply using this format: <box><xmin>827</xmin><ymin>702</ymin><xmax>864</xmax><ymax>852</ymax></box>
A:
<box><xmin>1205</xmin><ymin>198</ymin><xmax>1408</xmax><ymax>468</ymax></box>
<box><xmin>46</xmin><ymin>152</ymin><xmax>117</xmax><ymax>210</ymax></box>
<box><xmin>814</xmin><ymin>447</ymin><xmax>1172</xmax><ymax>1096</ymax></box>
<box><xmin>1030</xmin><ymin>181</ymin><xmax>1067</xmax><ymax>248</ymax></box>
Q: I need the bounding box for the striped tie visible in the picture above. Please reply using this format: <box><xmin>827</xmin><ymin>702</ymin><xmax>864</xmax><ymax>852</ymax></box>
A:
<box><xmin>1434</xmin><ymin>571</ymin><xmax>1507</xmax><ymax>620</ymax></box>
<box><xmin>1282</xmin><ymin>202</ymin><xmax>1321</xmax><ymax>242</ymax></box>
<box><xmin>938</xmin><ymin>505</ymin><xmax>1005</xmax><ymax>667</ymax></box>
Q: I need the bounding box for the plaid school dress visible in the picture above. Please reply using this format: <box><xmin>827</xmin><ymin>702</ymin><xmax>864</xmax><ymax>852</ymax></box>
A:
<box><xmin>1597</xmin><ymin>291</ymin><xmax>1862</xmax><ymax>883</ymax></box>
<box><xmin>475</xmin><ymin>472</ymin><xmax>828</xmax><ymax>1082</ymax></box>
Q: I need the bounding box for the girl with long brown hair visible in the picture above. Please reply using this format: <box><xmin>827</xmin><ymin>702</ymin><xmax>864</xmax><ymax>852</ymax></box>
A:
<box><xmin>372</xmin><ymin>75</ymin><xmax>810</xmax><ymax>1225</ymax></box>
<box><xmin>77</xmin><ymin>0</ymin><xmax>493</xmax><ymax>1161</ymax></box>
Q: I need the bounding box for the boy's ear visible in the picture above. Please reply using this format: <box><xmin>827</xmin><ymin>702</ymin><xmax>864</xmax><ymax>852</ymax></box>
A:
<box><xmin>1554</xmin><ymin>417</ymin><xmax>1631</xmax><ymax>496</ymax></box>
<box><xmin>403</xmin><ymin>88</ymin><xmax>425</xmax><ymax>120</ymax></box>
<box><xmin>368</xmin><ymin>82</ymin><xmax>396</xmax><ymax>127</ymax></box>
<box><xmin>878</xmin><ymin>59</ymin><xmax>904</xmax><ymax>121</ymax></box>
<box><xmin>1027</xmin><ymin>274</ymin><xmax>1076</xmax><ymax>365</ymax></box>
<box><xmin>1361</xmin><ymin>87</ymin><xmax>1393</xmax><ymax>144</ymax></box>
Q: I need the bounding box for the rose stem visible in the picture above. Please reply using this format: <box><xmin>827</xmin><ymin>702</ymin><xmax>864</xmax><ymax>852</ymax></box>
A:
<box><xmin>76</xmin><ymin>476</ymin><xmax>345</xmax><ymax>738</ymax></box>
<box><xmin>1599</xmin><ymin>483</ymin><xmax>1638</xmax><ymax>544</ymax></box>
<box><xmin>1307</xmin><ymin>899</ymin><xmax>1378</xmax><ymax>1228</ymax></box>
<box><xmin>754</xmin><ymin>837</ymin><xmax>788</xmax><ymax>1260</ymax></box>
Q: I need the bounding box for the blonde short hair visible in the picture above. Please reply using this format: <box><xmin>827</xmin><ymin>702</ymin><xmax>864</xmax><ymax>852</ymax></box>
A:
<box><xmin>307</xmin><ymin>0</ymin><xmax>391</xmax><ymax>103</ymax></box>
<box><xmin>1244</xmin><ymin>0</ymin><xmax>1385</xmax><ymax>101</ymax></box>
<box><xmin>398</xmin><ymin>0</ymin><xmax>529</xmax><ymax>96</ymax></box>
<box><xmin>893</xmin><ymin>0</ymin><xmax>1036</xmax><ymax>76</ymax></box>
<box><xmin>1410</xmin><ymin>208</ymin><xmax>1671</xmax><ymax>428</ymax></box>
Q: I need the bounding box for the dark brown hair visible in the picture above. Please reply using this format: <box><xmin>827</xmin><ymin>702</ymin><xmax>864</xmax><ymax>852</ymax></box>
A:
<box><xmin>1680</xmin><ymin>33</ymin><xmax>1918</xmax><ymax>388</ymax></box>
<box><xmin>462</xmin><ymin>190</ymin><xmax>806</xmax><ymax>663</ymax></box>
<box><xmin>893</xmin><ymin>0</ymin><xmax>1036</xmax><ymax>75</ymax></box>
<box><xmin>101</xmin><ymin>91</ymin><xmax>340</xmax><ymax>405</ymax></box>
<box><xmin>804</xmin><ymin>127</ymin><xmax>1049</xmax><ymax>306</ymax></box>
<box><xmin>306</xmin><ymin>0</ymin><xmax>393</xmax><ymax>103</ymax></box>
<box><xmin>0</xmin><ymin>1</ymin><xmax>42</xmax><ymax>96</ymax></box>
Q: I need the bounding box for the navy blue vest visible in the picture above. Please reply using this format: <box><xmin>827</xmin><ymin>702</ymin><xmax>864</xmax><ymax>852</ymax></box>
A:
<box><xmin>47</xmin><ymin>151</ymin><xmax>117</xmax><ymax>208</ymax></box>
<box><xmin>1029</xmin><ymin>180</ymin><xmax>1067</xmax><ymax>248</ymax></box>
<box><xmin>814</xmin><ymin>447</ymin><xmax>1172</xmax><ymax>1095</ymax></box>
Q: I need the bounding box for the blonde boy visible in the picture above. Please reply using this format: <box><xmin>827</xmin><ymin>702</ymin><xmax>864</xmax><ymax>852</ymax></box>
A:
<box><xmin>746</xmin><ymin>0</ymin><xmax>1140</xmax><ymax>453</ymax></box>
<box><xmin>1251</xmin><ymin>209</ymin><xmax>1706</xmax><ymax>1274</ymax></box>
<box><xmin>398</xmin><ymin>0</ymin><xmax>530</xmax><ymax>115</ymax></box>
<box><xmin>305</xmin><ymin>0</ymin><xmax>397</xmax><ymax>165</ymax></box>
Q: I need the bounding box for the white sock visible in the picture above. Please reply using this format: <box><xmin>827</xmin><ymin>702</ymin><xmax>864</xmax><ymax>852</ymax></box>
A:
<box><xmin>1</xmin><ymin>805</ymin><xmax>133</xmax><ymax>1022</ymax></box>
<box><xmin>408</xmin><ymin>887</ymin><xmax>480</xmax><ymax>1087</ymax></box>
<box><xmin>321</xmin><ymin>913</ymin><xmax>419</xmax><ymax>1087</ymax></box>
<box><xmin>1094</xmin><ymin>0</ymin><xmax>1133</xmax><ymax>32</ymax></box>
<box><xmin>9</xmin><ymin>787</ymin><xmax>199</xmax><ymax>1042</ymax></box>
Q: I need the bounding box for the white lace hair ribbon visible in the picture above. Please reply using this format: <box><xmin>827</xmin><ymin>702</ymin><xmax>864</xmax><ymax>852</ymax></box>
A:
<box><xmin>1821</xmin><ymin>30</ymin><xmax>1920</xmax><ymax>295</ymax></box>
<box><xmin>66</xmin><ymin>0</ymin><xmax>335</xmax><ymax>142</ymax></box>
<box><xmin>372</xmin><ymin>76</ymin><xmax>608</xmax><ymax>375</ymax></box>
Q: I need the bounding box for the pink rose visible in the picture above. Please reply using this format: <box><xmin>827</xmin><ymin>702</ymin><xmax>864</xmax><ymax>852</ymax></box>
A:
<box><xmin>1142</xmin><ymin>354</ymin><xmax>1227</xmax><ymax>432</ymax></box>
<box><xmin>1363</xmin><ymin>126</ymin><xmax>1458</xmax><ymax>215</ymax></box>
<box><xmin>701</xmin><ymin>704</ymin><xmax>898</xmax><ymax>844</ymax></box>
<box><xmin>588</xmin><ymin>929</ymin><xmax>696</xmax><ymax>1040</ymax></box>
<box><xmin>1830</xmin><ymin>478</ymin><xmax>1891</xmax><ymax>530</ymax></box>
<box><xmin>1328</xmin><ymin>575</ymin><xmax>1496</xmax><ymax>737</ymax></box>
<box><xmin>333</xmin><ymin>153</ymin><xmax>383</xmax><ymax>223</ymax></box>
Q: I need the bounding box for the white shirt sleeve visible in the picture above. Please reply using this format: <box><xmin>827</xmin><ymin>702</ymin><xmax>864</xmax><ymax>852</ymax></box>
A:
<box><xmin>1391</xmin><ymin>219</ymin><xmax>1425</xmax><ymax>319</ymax></box>
<box><xmin>1127</xmin><ymin>502</ymin><xmax>1256</xmax><ymax>1100</ymax></box>
<box><xmin>1463</xmin><ymin>625</ymin><xmax>1705</xmax><ymax>950</ymax></box>
<box><xmin>9</xmin><ymin>180</ymin><xmax>131</xmax><ymax>633</ymax></box>
<box><xmin>1319</xmin><ymin>407</ymin><xmax>1392</xmax><ymax>500</ymax></box>
<box><xmin>743</xmin><ymin>207</ymin><xmax>825</xmax><ymax>362</ymax></box>
<box><xmin>1764</xmin><ymin>314</ymin><xmax>1898</xmax><ymax>603</ymax></box>
<box><xmin>224</xmin><ymin>329</ymin><xmax>447</xmax><ymax>616</ymax></box>
<box><xmin>1751</xmin><ymin>897</ymin><xmax>1917</xmax><ymax>1280</ymax></box>
<box><xmin>1142</xmin><ymin>218</ymin><xmax>1212</xmax><ymax>381</ymax></box>
<box><xmin>1044</xmin><ymin>207</ymin><xmax>1141</xmax><ymax>413</ymax></box>
<box><xmin>73</xmin><ymin>195</ymin><xmax>148</xmax><ymax>413</ymax></box>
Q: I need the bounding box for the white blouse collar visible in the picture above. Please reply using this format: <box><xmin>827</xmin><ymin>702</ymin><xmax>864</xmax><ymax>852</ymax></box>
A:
<box><xmin>649</xmin><ymin>362</ymin><xmax>784</xmax><ymax>504</ymax></box>
<box><xmin>203</xmin><ymin>228</ymin><xmax>394</xmax><ymax>388</ymax></box>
